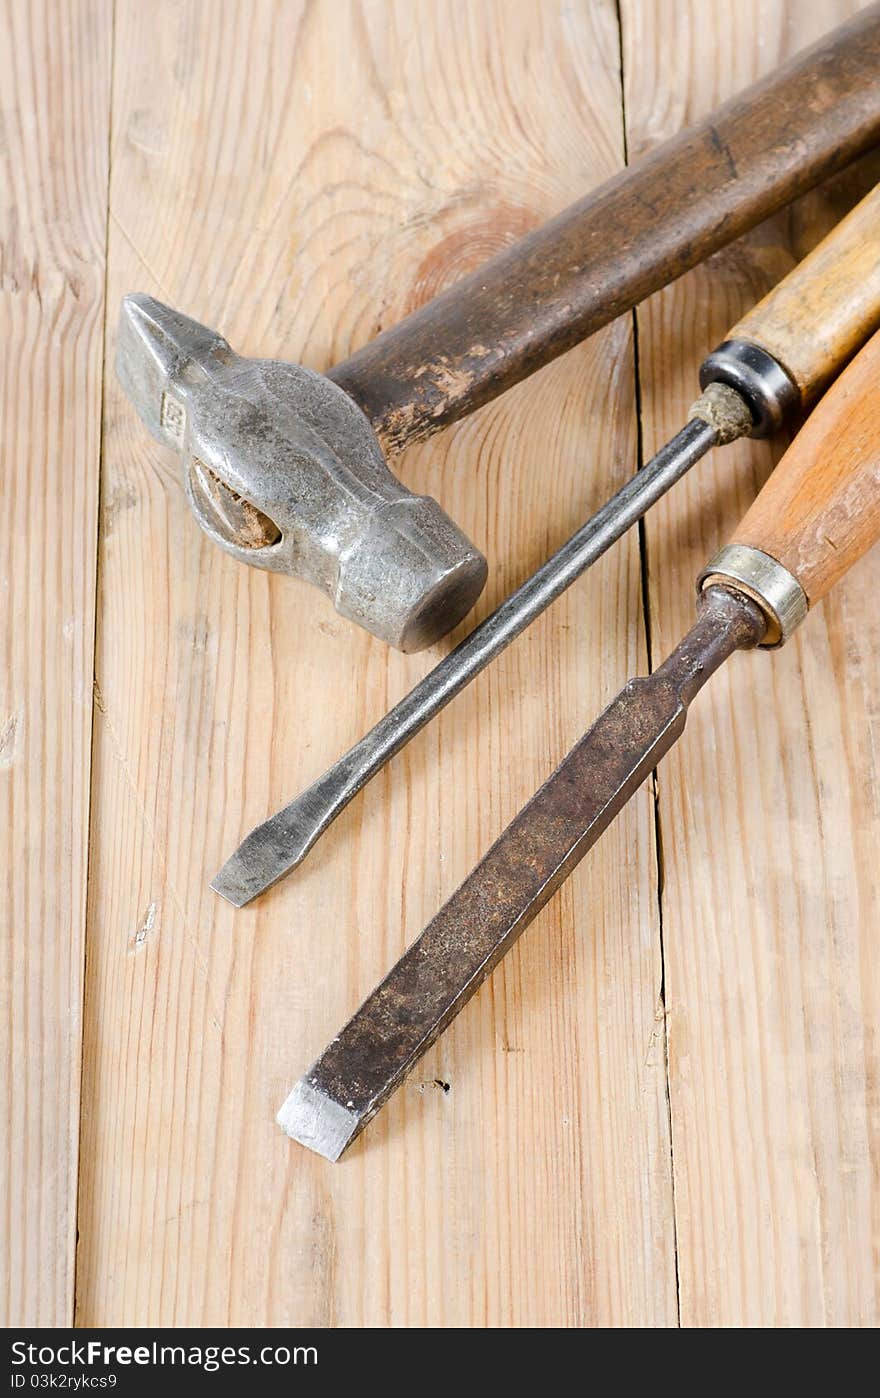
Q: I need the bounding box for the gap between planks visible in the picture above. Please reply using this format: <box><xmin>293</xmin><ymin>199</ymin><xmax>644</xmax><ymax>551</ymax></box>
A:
<box><xmin>73</xmin><ymin>0</ymin><xmax>118</xmax><ymax>1323</ymax></box>
<box><xmin>614</xmin><ymin>0</ymin><xmax>684</xmax><ymax>1327</ymax></box>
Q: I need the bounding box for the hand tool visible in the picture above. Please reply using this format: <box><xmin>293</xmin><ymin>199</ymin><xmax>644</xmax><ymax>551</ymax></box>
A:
<box><xmin>116</xmin><ymin>294</ymin><xmax>487</xmax><ymax>651</ymax></box>
<box><xmin>277</xmin><ymin>326</ymin><xmax>880</xmax><ymax>1160</ymax></box>
<box><xmin>117</xmin><ymin>7</ymin><xmax>880</xmax><ymax>648</ymax></box>
<box><xmin>212</xmin><ymin>181</ymin><xmax>880</xmax><ymax>907</ymax></box>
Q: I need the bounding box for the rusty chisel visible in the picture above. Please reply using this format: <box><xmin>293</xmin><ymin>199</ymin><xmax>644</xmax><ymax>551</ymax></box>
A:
<box><xmin>213</xmin><ymin>181</ymin><xmax>880</xmax><ymax>906</ymax></box>
<box><xmin>279</xmin><ymin>326</ymin><xmax>880</xmax><ymax>1160</ymax></box>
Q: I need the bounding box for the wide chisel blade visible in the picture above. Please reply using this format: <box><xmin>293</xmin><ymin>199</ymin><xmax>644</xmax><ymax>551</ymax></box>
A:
<box><xmin>278</xmin><ymin>586</ymin><xmax>766</xmax><ymax>1160</ymax></box>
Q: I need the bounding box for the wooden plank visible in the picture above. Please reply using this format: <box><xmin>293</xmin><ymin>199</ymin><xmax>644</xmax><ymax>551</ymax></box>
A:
<box><xmin>76</xmin><ymin>0</ymin><xmax>677</xmax><ymax>1325</ymax></box>
<box><xmin>0</xmin><ymin>0</ymin><xmax>112</xmax><ymax>1326</ymax></box>
<box><xmin>622</xmin><ymin>0</ymin><xmax>880</xmax><ymax>1326</ymax></box>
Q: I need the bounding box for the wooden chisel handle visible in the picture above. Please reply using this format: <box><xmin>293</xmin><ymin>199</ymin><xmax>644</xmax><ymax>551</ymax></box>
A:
<box><xmin>701</xmin><ymin>328</ymin><xmax>880</xmax><ymax>642</ymax></box>
<box><xmin>728</xmin><ymin>183</ymin><xmax>880</xmax><ymax>408</ymax></box>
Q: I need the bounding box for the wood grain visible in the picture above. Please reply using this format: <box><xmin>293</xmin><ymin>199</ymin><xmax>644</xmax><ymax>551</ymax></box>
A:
<box><xmin>0</xmin><ymin>0</ymin><xmax>111</xmax><ymax>1325</ymax></box>
<box><xmin>623</xmin><ymin>0</ymin><xmax>880</xmax><ymax>1327</ymax></box>
<box><xmin>734</xmin><ymin>328</ymin><xmax>880</xmax><ymax>604</ymax></box>
<box><xmin>76</xmin><ymin>0</ymin><xmax>676</xmax><ymax>1325</ymax></box>
<box><xmin>730</xmin><ymin>179</ymin><xmax>880</xmax><ymax>405</ymax></box>
<box><xmin>1</xmin><ymin>0</ymin><xmax>871</xmax><ymax>1329</ymax></box>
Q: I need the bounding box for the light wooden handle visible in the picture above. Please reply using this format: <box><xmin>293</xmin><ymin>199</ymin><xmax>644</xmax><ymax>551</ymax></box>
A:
<box><xmin>729</xmin><ymin>183</ymin><xmax>880</xmax><ymax>407</ymax></box>
<box><xmin>732</xmin><ymin>328</ymin><xmax>880</xmax><ymax>606</ymax></box>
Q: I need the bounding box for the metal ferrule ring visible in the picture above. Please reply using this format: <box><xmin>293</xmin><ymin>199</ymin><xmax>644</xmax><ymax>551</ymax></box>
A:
<box><xmin>697</xmin><ymin>543</ymin><xmax>808</xmax><ymax>648</ymax></box>
<box><xmin>699</xmin><ymin>339</ymin><xmax>799</xmax><ymax>437</ymax></box>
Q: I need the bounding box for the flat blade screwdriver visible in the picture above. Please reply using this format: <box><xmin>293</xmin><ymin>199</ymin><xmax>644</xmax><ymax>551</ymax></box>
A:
<box><xmin>213</xmin><ymin>183</ymin><xmax>880</xmax><ymax>908</ymax></box>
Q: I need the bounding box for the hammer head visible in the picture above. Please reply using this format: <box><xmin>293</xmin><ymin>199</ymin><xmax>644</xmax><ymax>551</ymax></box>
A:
<box><xmin>116</xmin><ymin>295</ymin><xmax>487</xmax><ymax>651</ymax></box>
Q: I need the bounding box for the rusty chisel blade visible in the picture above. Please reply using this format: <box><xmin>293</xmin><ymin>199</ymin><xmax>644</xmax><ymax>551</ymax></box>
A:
<box><xmin>278</xmin><ymin>586</ymin><xmax>766</xmax><ymax>1160</ymax></box>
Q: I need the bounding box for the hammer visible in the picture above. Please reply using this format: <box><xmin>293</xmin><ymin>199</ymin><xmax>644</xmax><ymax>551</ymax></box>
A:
<box><xmin>118</xmin><ymin>6</ymin><xmax>880</xmax><ymax>649</ymax></box>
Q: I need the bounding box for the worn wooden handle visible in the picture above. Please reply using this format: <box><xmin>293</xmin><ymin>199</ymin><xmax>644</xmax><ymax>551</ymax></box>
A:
<box><xmin>732</xmin><ymin>329</ymin><xmax>880</xmax><ymax>605</ymax></box>
<box><xmin>329</xmin><ymin>6</ymin><xmax>880</xmax><ymax>451</ymax></box>
<box><xmin>730</xmin><ymin>183</ymin><xmax>880</xmax><ymax>407</ymax></box>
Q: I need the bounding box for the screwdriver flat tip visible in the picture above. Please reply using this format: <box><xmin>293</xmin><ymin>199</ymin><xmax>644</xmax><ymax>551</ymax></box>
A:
<box><xmin>211</xmin><ymin>810</ymin><xmax>318</xmax><ymax>906</ymax></box>
<box><xmin>209</xmin><ymin>868</ymin><xmax>254</xmax><ymax>908</ymax></box>
<box><xmin>209</xmin><ymin>849</ymin><xmax>271</xmax><ymax>907</ymax></box>
<box><xmin>212</xmin><ymin>774</ymin><xmax>351</xmax><ymax>904</ymax></box>
<box><xmin>276</xmin><ymin>1079</ymin><xmax>361</xmax><ymax>1162</ymax></box>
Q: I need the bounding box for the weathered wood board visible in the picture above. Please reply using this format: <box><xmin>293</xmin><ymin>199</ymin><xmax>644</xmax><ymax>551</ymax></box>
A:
<box><xmin>2</xmin><ymin>0</ymin><xmax>877</xmax><ymax>1328</ymax></box>
<box><xmin>0</xmin><ymin>0</ymin><xmax>111</xmax><ymax>1327</ymax></box>
<box><xmin>624</xmin><ymin>0</ymin><xmax>880</xmax><ymax>1328</ymax></box>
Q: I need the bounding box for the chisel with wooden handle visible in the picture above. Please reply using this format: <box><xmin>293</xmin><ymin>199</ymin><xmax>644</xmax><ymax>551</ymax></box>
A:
<box><xmin>278</xmin><ymin>325</ymin><xmax>880</xmax><ymax>1160</ymax></box>
<box><xmin>213</xmin><ymin>181</ymin><xmax>880</xmax><ymax>907</ymax></box>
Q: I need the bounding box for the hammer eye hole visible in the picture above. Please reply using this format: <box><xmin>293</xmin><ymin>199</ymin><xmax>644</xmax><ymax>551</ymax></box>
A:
<box><xmin>188</xmin><ymin>457</ymin><xmax>282</xmax><ymax>550</ymax></box>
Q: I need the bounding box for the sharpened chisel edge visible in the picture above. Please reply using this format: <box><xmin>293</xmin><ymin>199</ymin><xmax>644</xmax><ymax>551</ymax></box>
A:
<box><xmin>277</xmin><ymin>1079</ymin><xmax>361</xmax><ymax>1162</ymax></box>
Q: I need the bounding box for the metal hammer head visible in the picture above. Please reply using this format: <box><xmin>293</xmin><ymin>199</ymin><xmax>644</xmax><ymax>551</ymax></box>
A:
<box><xmin>116</xmin><ymin>295</ymin><xmax>487</xmax><ymax>651</ymax></box>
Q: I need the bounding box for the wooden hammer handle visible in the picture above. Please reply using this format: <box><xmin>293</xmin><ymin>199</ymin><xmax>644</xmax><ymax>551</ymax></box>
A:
<box><xmin>732</xmin><ymin>328</ymin><xmax>880</xmax><ymax>606</ymax></box>
<box><xmin>329</xmin><ymin>6</ymin><xmax>880</xmax><ymax>455</ymax></box>
<box><xmin>729</xmin><ymin>182</ymin><xmax>880</xmax><ymax>407</ymax></box>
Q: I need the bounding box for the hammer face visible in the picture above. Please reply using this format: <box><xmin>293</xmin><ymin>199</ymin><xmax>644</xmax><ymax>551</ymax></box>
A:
<box><xmin>116</xmin><ymin>294</ymin><xmax>487</xmax><ymax>650</ymax></box>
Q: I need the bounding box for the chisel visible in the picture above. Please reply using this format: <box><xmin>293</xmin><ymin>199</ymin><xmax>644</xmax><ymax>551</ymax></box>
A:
<box><xmin>278</xmin><ymin>325</ymin><xmax>880</xmax><ymax>1160</ymax></box>
<box><xmin>213</xmin><ymin>183</ymin><xmax>880</xmax><ymax>907</ymax></box>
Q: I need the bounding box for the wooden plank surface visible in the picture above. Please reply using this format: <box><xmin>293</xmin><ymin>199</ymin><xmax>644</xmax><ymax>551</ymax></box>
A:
<box><xmin>75</xmin><ymin>0</ymin><xmax>676</xmax><ymax>1326</ymax></box>
<box><xmin>4</xmin><ymin>0</ymin><xmax>877</xmax><ymax>1329</ymax></box>
<box><xmin>622</xmin><ymin>0</ymin><xmax>880</xmax><ymax>1327</ymax></box>
<box><xmin>0</xmin><ymin>0</ymin><xmax>111</xmax><ymax>1326</ymax></box>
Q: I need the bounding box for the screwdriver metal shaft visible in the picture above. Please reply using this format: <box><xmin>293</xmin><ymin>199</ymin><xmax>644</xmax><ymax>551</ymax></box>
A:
<box><xmin>212</xmin><ymin>415</ymin><xmax>719</xmax><ymax>905</ymax></box>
